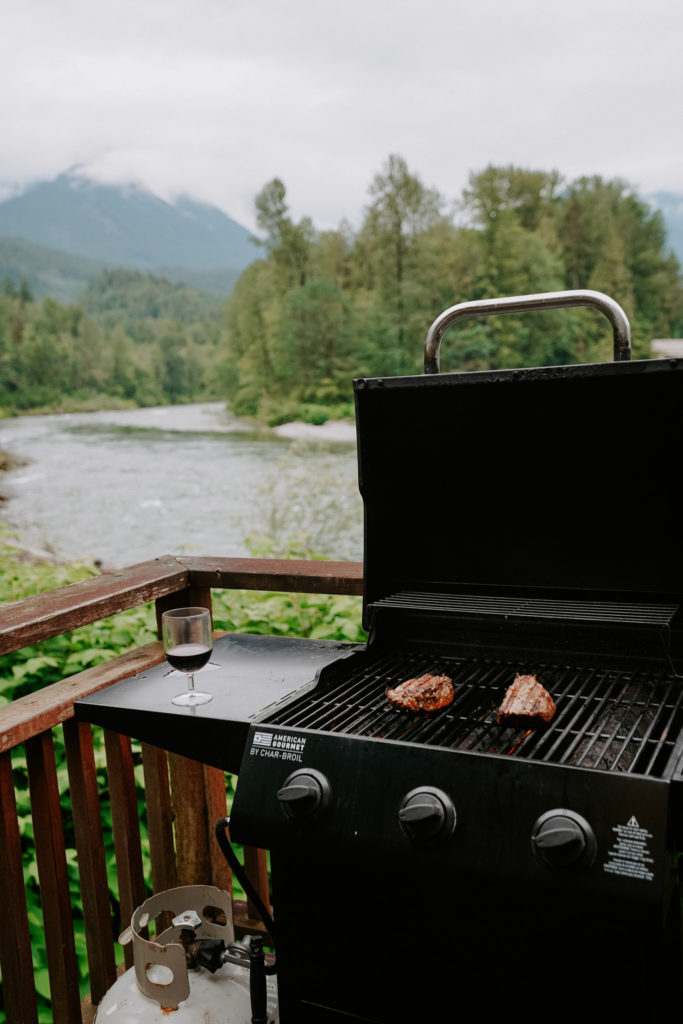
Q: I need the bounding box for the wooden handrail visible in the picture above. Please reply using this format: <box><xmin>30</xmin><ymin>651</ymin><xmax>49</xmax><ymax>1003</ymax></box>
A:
<box><xmin>0</xmin><ymin>555</ymin><xmax>363</xmax><ymax>655</ymax></box>
<box><xmin>0</xmin><ymin>641</ymin><xmax>166</xmax><ymax>753</ymax></box>
<box><xmin>0</xmin><ymin>555</ymin><xmax>187</xmax><ymax>654</ymax></box>
<box><xmin>181</xmin><ymin>555</ymin><xmax>364</xmax><ymax>594</ymax></box>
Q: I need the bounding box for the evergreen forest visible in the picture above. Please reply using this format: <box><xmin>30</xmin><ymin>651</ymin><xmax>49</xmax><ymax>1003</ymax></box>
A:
<box><xmin>0</xmin><ymin>269</ymin><xmax>225</xmax><ymax>412</ymax></box>
<box><xmin>1</xmin><ymin>158</ymin><xmax>682</xmax><ymax>420</ymax></box>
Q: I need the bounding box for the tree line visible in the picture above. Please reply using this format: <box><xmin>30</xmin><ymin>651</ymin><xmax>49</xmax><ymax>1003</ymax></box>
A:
<box><xmin>222</xmin><ymin>158</ymin><xmax>683</xmax><ymax>423</ymax></box>
<box><xmin>1</xmin><ymin>158</ymin><xmax>681</xmax><ymax>419</ymax></box>
<box><xmin>0</xmin><ymin>270</ymin><xmax>224</xmax><ymax>413</ymax></box>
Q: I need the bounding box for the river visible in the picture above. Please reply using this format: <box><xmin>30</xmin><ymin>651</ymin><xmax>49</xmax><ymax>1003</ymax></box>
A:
<box><xmin>0</xmin><ymin>403</ymin><xmax>362</xmax><ymax>567</ymax></box>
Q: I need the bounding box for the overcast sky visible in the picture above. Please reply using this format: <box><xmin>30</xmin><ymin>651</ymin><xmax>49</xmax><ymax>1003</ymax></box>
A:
<box><xmin>1</xmin><ymin>0</ymin><xmax>681</xmax><ymax>231</ymax></box>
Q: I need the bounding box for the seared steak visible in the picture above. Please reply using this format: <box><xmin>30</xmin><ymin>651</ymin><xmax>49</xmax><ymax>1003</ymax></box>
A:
<box><xmin>497</xmin><ymin>673</ymin><xmax>556</xmax><ymax>724</ymax></box>
<box><xmin>386</xmin><ymin>673</ymin><xmax>454</xmax><ymax>712</ymax></box>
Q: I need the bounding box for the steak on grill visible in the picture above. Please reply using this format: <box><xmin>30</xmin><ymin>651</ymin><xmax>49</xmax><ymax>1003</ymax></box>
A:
<box><xmin>386</xmin><ymin>673</ymin><xmax>454</xmax><ymax>712</ymax></box>
<box><xmin>497</xmin><ymin>673</ymin><xmax>556</xmax><ymax>724</ymax></box>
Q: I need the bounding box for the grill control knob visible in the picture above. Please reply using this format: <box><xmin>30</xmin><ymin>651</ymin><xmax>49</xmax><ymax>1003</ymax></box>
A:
<box><xmin>532</xmin><ymin>809</ymin><xmax>596</xmax><ymax>871</ymax></box>
<box><xmin>277</xmin><ymin>768</ymin><xmax>330</xmax><ymax>822</ymax></box>
<box><xmin>398</xmin><ymin>787</ymin><xmax>456</xmax><ymax>844</ymax></box>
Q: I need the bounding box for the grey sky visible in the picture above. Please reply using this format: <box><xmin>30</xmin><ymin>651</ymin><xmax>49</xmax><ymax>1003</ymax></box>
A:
<box><xmin>2</xmin><ymin>0</ymin><xmax>681</xmax><ymax>231</ymax></box>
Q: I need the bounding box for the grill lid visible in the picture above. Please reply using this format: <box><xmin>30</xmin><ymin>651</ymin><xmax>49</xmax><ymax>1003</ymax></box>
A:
<box><xmin>354</xmin><ymin>357</ymin><xmax>683</xmax><ymax>627</ymax></box>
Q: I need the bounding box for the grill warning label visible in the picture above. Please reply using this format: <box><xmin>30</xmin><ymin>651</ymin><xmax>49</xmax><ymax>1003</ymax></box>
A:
<box><xmin>250</xmin><ymin>731</ymin><xmax>306</xmax><ymax>763</ymax></box>
<box><xmin>603</xmin><ymin>816</ymin><xmax>655</xmax><ymax>882</ymax></box>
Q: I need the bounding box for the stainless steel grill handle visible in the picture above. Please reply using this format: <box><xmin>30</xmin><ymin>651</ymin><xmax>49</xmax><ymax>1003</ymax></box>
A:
<box><xmin>424</xmin><ymin>289</ymin><xmax>631</xmax><ymax>373</ymax></box>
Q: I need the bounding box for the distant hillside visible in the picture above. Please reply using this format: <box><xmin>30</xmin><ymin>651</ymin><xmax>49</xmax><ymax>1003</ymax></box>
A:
<box><xmin>0</xmin><ymin>170</ymin><xmax>258</xmax><ymax>284</ymax></box>
<box><xmin>154</xmin><ymin>265</ymin><xmax>245</xmax><ymax>296</ymax></box>
<box><xmin>0</xmin><ymin>235</ymin><xmax>244</xmax><ymax>304</ymax></box>
<box><xmin>0</xmin><ymin>236</ymin><xmax>105</xmax><ymax>303</ymax></box>
<box><xmin>80</xmin><ymin>267</ymin><xmax>224</xmax><ymax>323</ymax></box>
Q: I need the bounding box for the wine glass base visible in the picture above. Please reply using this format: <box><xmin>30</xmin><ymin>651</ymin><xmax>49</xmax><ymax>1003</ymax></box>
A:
<box><xmin>172</xmin><ymin>690</ymin><xmax>213</xmax><ymax>707</ymax></box>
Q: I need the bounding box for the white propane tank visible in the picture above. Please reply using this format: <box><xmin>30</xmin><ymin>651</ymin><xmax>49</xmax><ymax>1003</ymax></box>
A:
<box><xmin>94</xmin><ymin>884</ymin><xmax>279</xmax><ymax>1023</ymax></box>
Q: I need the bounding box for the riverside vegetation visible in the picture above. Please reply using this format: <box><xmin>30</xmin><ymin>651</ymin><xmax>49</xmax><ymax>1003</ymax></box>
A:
<box><xmin>1</xmin><ymin>159</ymin><xmax>682</xmax><ymax>422</ymax></box>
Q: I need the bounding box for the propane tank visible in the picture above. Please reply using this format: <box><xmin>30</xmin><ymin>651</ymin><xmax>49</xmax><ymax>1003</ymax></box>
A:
<box><xmin>95</xmin><ymin>884</ymin><xmax>279</xmax><ymax>1023</ymax></box>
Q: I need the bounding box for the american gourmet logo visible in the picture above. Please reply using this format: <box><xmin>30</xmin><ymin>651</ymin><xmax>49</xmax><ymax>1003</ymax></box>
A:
<box><xmin>251</xmin><ymin>731</ymin><xmax>306</xmax><ymax>754</ymax></box>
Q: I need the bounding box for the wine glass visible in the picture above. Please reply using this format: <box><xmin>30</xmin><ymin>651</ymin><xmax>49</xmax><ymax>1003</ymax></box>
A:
<box><xmin>162</xmin><ymin>607</ymin><xmax>213</xmax><ymax>706</ymax></box>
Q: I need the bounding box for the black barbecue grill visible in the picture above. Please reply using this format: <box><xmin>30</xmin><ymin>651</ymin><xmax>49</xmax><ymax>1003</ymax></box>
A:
<box><xmin>77</xmin><ymin>290</ymin><xmax>683</xmax><ymax>1021</ymax></box>
<box><xmin>229</xmin><ymin>290</ymin><xmax>683</xmax><ymax>1020</ymax></box>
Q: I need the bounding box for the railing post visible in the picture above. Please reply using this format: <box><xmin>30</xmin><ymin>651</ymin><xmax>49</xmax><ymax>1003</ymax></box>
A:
<box><xmin>154</xmin><ymin>583</ymin><xmax>213</xmax><ymax>636</ymax></box>
<box><xmin>25</xmin><ymin>731</ymin><xmax>82</xmax><ymax>1024</ymax></box>
<box><xmin>204</xmin><ymin>763</ymin><xmax>233</xmax><ymax>894</ymax></box>
<box><xmin>63</xmin><ymin>719</ymin><xmax>117</xmax><ymax>1005</ymax></box>
<box><xmin>0</xmin><ymin>751</ymin><xmax>39</xmax><ymax>1024</ymax></box>
<box><xmin>140</xmin><ymin>742</ymin><xmax>178</xmax><ymax>895</ymax></box>
<box><xmin>166</xmin><ymin>752</ymin><xmax>227</xmax><ymax>888</ymax></box>
<box><xmin>103</xmin><ymin>730</ymin><xmax>146</xmax><ymax>970</ymax></box>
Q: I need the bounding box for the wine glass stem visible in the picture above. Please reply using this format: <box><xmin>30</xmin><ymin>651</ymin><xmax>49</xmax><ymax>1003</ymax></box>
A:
<box><xmin>188</xmin><ymin>673</ymin><xmax>196</xmax><ymax>693</ymax></box>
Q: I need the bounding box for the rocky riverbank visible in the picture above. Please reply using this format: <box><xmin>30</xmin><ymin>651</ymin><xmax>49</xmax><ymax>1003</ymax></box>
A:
<box><xmin>0</xmin><ymin>446</ymin><xmax>27</xmax><ymax>504</ymax></box>
<box><xmin>271</xmin><ymin>419</ymin><xmax>356</xmax><ymax>443</ymax></box>
<box><xmin>0</xmin><ymin>446</ymin><xmax>68</xmax><ymax>564</ymax></box>
<box><xmin>0</xmin><ymin>446</ymin><xmax>27</xmax><ymax>474</ymax></box>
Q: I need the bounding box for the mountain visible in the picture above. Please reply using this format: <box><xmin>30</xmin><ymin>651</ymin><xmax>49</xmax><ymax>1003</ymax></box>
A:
<box><xmin>0</xmin><ymin>236</ymin><xmax>105</xmax><ymax>304</ymax></box>
<box><xmin>0</xmin><ymin>236</ymin><xmax>244</xmax><ymax>303</ymax></box>
<box><xmin>648</xmin><ymin>192</ymin><xmax>683</xmax><ymax>268</ymax></box>
<box><xmin>0</xmin><ymin>170</ymin><xmax>259</xmax><ymax>293</ymax></box>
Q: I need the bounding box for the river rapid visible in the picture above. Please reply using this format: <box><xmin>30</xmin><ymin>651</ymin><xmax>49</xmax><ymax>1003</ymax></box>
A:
<box><xmin>0</xmin><ymin>403</ymin><xmax>362</xmax><ymax>567</ymax></box>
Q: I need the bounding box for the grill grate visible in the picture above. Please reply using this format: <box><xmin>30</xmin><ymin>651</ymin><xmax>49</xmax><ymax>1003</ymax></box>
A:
<box><xmin>264</xmin><ymin>651</ymin><xmax>683</xmax><ymax>778</ymax></box>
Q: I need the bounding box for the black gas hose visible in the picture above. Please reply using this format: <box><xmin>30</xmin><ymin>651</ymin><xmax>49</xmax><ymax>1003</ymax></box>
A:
<box><xmin>214</xmin><ymin>816</ymin><xmax>277</xmax><ymax>970</ymax></box>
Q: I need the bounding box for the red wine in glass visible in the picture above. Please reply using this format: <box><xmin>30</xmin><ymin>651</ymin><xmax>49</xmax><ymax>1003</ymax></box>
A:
<box><xmin>166</xmin><ymin>644</ymin><xmax>212</xmax><ymax>674</ymax></box>
<box><xmin>162</xmin><ymin>607</ymin><xmax>213</xmax><ymax>706</ymax></box>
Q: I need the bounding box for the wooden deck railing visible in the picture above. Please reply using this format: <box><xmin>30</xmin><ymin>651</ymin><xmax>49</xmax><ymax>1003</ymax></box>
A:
<box><xmin>0</xmin><ymin>554</ymin><xmax>363</xmax><ymax>1024</ymax></box>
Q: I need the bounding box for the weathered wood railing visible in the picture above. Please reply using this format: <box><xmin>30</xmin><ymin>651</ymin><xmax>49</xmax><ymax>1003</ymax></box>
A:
<box><xmin>0</xmin><ymin>554</ymin><xmax>363</xmax><ymax>1024</ymax></box>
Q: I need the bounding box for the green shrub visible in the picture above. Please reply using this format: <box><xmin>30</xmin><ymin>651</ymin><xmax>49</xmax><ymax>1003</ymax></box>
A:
<box><xmin>0</xmin><ymin>528</ymin><xmax>157</xmax><ymax>704</ymax></box>
<box><xmin>298</xmin><ymin>403</ymin><xmax>330</xmax><ymax>425</ymax></box>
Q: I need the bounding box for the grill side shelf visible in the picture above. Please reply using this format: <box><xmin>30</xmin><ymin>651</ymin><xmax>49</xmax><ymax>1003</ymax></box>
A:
<box><xmin>250</xmin><ymin>644</ymin><xmax>369</xmax><ymax>723</ymax></box>
<box><xmin>370</xmin><ymin>591</ymin><xmax>680</xmax><ymax>628</ymax></box>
